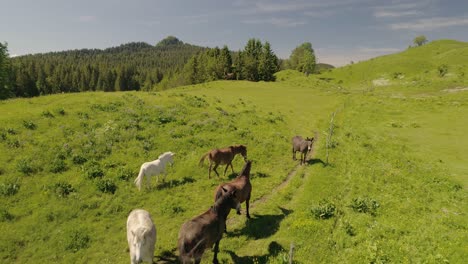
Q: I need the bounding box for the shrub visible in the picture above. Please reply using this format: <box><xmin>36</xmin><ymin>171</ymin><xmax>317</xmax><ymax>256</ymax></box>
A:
<box><xmin>16</xmin><ymin>159</ymin><xmax>34</xmax><ymax>175</ymax></box>
<box><xmin>0</xmin><ymin>182</ymin><xmax>20</xmax><ymax>196</ymax></box>
<box><xmin>22</xmin><ymin>120</ymin><xmax>37</xmax><ymax>130</ymax></box>
<box><xmin>117</xmin><ymin>168</ymin><xmax>133</xmax><ymax>181</ymax></box>
<box><xmin>41</xmin><ymin>110</ymin><xmax>55</xmax><ymax>118</ymax></box>
<box><xmin>53</xmin><ymin>182</ymin><xmax>75</xmax><ymax>198</ymax></box>
<box><xmin>7</xmin><ymin>128</ymin><xmax>17</xmax><ymax>134</ymax></box>
<box><xmin>50</xmin><ymin>158</ymin><xmax>67</xmax><ymax>173</ymax></box>
<box><xmin>56</xmin><ymin>108</ymin><xmax>66</xmax><ymax>115</ymax></box>
<box><xmin>72</xmin><ymin>154</ymin><xmax>87</xmax><ymax>165</ymax></box>
<box><xmin>438</xmin><ymin>64</ymin><xmax>448</xmax><ymax>77</ymax></box>
<box><xmin>0</xmin><ymin>208</ymin><xmax>15</xmax><ymax>222</ymax></box>
<box><xmin>65</xmin><ymin>229</ymin><xmax>90</xmax><ymax>252</ymax></box>
<box><xmin>349</xmin><ymin>197</ymin><xmax>380</xmax><ymax>216</ymax></box>
<box><xmin>311</xmin><ymin>199</ymin><xmax>336</xmax><ymax>219</ymax></box>
<box><xmin>96</xmin><ymin>179</ymin><xmax>117</xmax><ymax>194</ymax></box>
<box><xmin>83</xmin><ymin>162</ymin><xmax>104</xmax><ymax>179</ymax></box>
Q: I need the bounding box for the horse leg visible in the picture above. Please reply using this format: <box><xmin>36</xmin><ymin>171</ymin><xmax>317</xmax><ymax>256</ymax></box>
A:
<box><xmin>292</xmin><ymin>148</ymin><xmax>296</xmax><ymax>160</ymax></box>
<box><xmin>212</xmin><ymin>239</ymin><xmax>220</xmax><ymax>264</ymax></box>
<box><xmin>223</xmin><ymin>162</ymin><xmax>230</xmax><ymax>176</ymax></box>
<box><xmin>246</xmin><ymin>194</ymin><xmax>251</xmax><ymax>219</ymax></box>
<box><xmin>208</xmin><ymin>161</ymin><xmax>213</xmax><ymax>179</ymax></box>
<box><xmin>213</xmin><ymin>163</ymin><xmax>220</xmax><ymax>177</ymax></box>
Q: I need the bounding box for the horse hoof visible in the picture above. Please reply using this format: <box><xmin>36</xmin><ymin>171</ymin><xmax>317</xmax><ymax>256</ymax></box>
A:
<box><xmin>247</xmin><ymin>215</ymin><xmax>251</xmax><ymax>219</ymax></box>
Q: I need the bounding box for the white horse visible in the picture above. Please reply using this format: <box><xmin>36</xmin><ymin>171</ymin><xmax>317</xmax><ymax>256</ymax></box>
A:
<box><xmin>134</xmin><ymin>152</ymin><xmax>175</xmax><ymax>190</ymax></box>
<box><xmin>127</xmin><ymin>209</ymin><xmax>157</xmax><ymax>264</ymax></box>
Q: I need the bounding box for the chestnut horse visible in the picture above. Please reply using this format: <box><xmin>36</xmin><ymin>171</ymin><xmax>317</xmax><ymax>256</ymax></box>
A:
<box><xmin>199</xmin><ymin>145</ymin><xmax>247</xmax><ymax>178</ymax></box>
<box><xmin>214</xmin><ymin>160</ymin><xmax>252</xmax><ymax>220</ymax></box>
<box><xmin>292</xmin><ymin>136</ymin><xmax>314</xmax><ymax>165</ymax></box>
<box><xmin>178</xmin><ymin>187</ymin><xmax>240</xmax><ymax>264</ymax></box>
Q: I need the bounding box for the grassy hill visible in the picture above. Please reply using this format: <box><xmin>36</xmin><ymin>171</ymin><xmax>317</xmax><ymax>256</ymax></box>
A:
<box><xmin>0</xmin><ymin>40</ymin><xmax>467</xmax><ymax>263</ymax></box>
<box><xmin>319</xmin><ymin>40</ymin><xmax>468</xmax><ymax>92</ymax></box>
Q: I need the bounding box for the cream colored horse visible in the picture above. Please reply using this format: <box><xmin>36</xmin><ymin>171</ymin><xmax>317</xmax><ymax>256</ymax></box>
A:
<box><xmin>135</xmin><ymin>152</ymin><xmax>175</xmax><ymax>190</ymax></box>
<box><xmin>127</xmin><ymin>209</ymin><xmax>156</xmax><ymax>264</ymax></box>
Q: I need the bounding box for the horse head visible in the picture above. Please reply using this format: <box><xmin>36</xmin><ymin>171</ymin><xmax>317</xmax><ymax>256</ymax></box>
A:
<box><xmin>130</xmin><ymin>228</ymin><xmax>149</xmax><ymax>263</ymax></box>
<box><xmin>218</xmin><ymin>186</ymin><xmax>241</xmax><ymax>214</ymax></box>
<box><xmin>306</xmin><ymin>137</ymin><xmax>314</xmax><ymax>151</ymax></box>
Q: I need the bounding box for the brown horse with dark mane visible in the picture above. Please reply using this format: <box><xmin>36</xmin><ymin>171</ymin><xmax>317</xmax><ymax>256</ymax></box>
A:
<box><xmin>199</xmin><ymin>145</ymin><xmax>247</xmax><ymax>178</ymax></box>
<box><xmin>292</xmin><ymin>136</ymin><xmax>315</xmax><ymax>165</ymax></box>
<box><xmin>214</xmin><ymin>160</ymin><xmax>252</xmax><ymax>220</ymax></box>
<box><xmin>178</xmin><ymin>187</ymin><xmax>240</xmax><ymax>264</ymax></box>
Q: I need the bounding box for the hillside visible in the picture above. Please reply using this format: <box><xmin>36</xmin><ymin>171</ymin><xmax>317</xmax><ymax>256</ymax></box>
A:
<box><xmin>319</xmin><ymin>39</ymin><xmax>468</xmax><ymax>92</ymax></box>
<box><xmin>0</xmin><ymin>40</ymin><xmax>467</xmax><ymax>263</ymax></box>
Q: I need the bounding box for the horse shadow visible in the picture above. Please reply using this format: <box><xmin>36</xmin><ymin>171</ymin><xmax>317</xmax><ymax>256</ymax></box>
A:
<box><xmin>154</xmin><ymin>249</ymin><xmax>178</xmax><ymax>264</ymax></box>
<box><xmin>154</xmin><ymin>177</ymin><xmax>195</xmax><ymax>190</ymax></box>
<box><xmin>307</xmin><ymin>158</ymin><xmax>326</xmax><ymax>166</ymax></box>
<box><xmin>228</xmin><ymin>207</ymin><xmax>292</xmax><ymax>240</ymax></box>
<box><xmin>225</xmin><ymin>241</ymin><xmax>286</xmax><ymax>264</ymax></box>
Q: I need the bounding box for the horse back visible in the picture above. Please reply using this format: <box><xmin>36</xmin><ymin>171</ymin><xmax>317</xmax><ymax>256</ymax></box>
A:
<box><xmin>178</xmin><ymin>210</ymin><xmax>223</xmax><ymax>259</ymax></box>
<box><xmin>216</xmin><ymin>177</ymin><xmax>251</xmax><ymax>203</ymax></box>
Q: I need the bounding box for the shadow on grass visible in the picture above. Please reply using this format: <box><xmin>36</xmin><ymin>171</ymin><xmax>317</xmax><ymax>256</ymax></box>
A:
<box><xmin>154</xmin><ymin>248</ymin><xmax>178</xmax><ymax>264</ymax></box>
<box><xmin>307</xmin><ymin>158</ymin><xmax>326</xmax><ymax>166</ymax></box>
<box><xmin>225</xmin><ymin>241</ymin><xmax>285</xmax><ymax>264</ymax></box>
<box><xmin>229</xmin><ymin>207</ymin><xmax>292</xmax><ymax>239</ymax></box>
<box><xmin>154</xmin><ymin>177</ymin><xmax>195</xmax><ymax>190</ymax></box>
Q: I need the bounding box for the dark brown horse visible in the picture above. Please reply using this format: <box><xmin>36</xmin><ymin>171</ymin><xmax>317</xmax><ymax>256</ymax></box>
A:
<box><xmin>214</xmin><ymin>160</ymin><xmax>252</xmax><ymax>220</ymax></box>
<box><xmin>199</xmin><ymin>145</ymin><xmax>247</xmax><ymax>178</ymax></box>
<box><xmin>292</xmin><ymin>136</ymin><xmax>315</xmax><ymax>165</ymax></box>
<box><xmin>178</xmin><ymin>187</ymin><xmax>240</xmax><ymax>264</ymax></box>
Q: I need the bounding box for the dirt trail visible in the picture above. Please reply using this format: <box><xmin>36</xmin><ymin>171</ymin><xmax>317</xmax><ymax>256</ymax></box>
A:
<box><xmin>228</xmin><ymin>135</ymin><xmax>319</xmax><ymax>223</ymax></box>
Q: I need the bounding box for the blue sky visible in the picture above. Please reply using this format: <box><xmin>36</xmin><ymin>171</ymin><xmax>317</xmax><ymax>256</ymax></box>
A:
<box><xmin>1</xmin><ymin>0</ymin><xmax>467</xmax><ymax>66</ymax></box>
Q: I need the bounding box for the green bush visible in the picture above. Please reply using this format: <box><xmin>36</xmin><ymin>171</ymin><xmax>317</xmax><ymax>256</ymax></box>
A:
<box><xmin>72</xmin><ymin>154</ymin><xmax>87</xmax><ymax>165</ymax></box>
<box><xmin>438</xmin><ymin>64</ymin><xmax>448</xmax><ymax>77</ymax></box>
<box><xmin>117</xmin><ymin>168</ymin><xmax>133</xmax><ymax>181</ymax></box>
<box><xmin>96</xmin><ymin>179</ymin><xmax>117</xmax><ymax>194</ymax></box>
<box><xmin>53</xmin><ymin>182</ymin><xmax>75</xmax><ymax>198</ymax></box>
<box><xmin>16</xmin><ymin>159</ymin><xmax>34</xmax><ymax>175</ymax></box>
<box><xmin>0</xmin><ymin>208</ymin><xmax>15</xmax><ymax>222</ymax></box>
<box><xmin>311</xmin><ymin>199</ymin><xmax>336</xmax><ymax>219</ymax></box>
<box><xmin>65</xmin><ymin>229</ymin><xmax>90</xmax><ymax>252</ymax></box>
<box><xmin>22</xmin><ymin>120</ymin><xmax>37</xmax><ymax>130</ymax></box>
<box><xmin>83</xmin><ymin>162</ymin><xmax>104</xmax><ymax>179</ymax></box>
<box><xmin>50</xmin><ymin>158</ymin><xmax>67</xmax><ymax>173</ymax></box>
<box><xmin>41</xmin><ymin>110</ymin><xmax>55</xmax><ymax>118</ymax></box>
<box><xmin>0</xmin><ymin>182</ymin><xmax>20</xmax><ymax>196</ymax></box>
<box><xmin>349</xmin><ymin>197</ymin><xmax>380</xmax><ymax>216</ymax></box>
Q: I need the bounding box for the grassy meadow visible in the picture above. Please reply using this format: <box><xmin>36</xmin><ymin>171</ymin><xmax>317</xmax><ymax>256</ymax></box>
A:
<box><xmin>1</xmin><ymin>40</ymin><xmax>467</xmax><ymax>263</ymax></box>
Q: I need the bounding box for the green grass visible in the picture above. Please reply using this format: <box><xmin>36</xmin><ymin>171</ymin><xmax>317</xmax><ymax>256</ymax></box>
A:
<box><xmin>1</xmin><ymin>39</ymin><xmax>467</xmax><ymax>263</ymax></box>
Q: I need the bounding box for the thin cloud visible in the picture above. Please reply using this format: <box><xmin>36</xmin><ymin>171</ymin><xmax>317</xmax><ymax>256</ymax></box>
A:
<box><xmin>358</xmin><ymin>47</ymin><xmax>401</xmax><ymax>53</ymax></box>
<box><xmin>373</xmin><ymin>10</ymin><xmax>421</xmax><ymax>18</ymax></box>
<box><xmin>242</xmin><ymin>17</ymin><xmax>307</xmax><ymax>27</ymax></box>
<box><xmin>237</xmin><ymin>0</ymin><xmax>372</xmax><ymax>15</ymax></box>
<box><xmin>78</xmin><ymin>16</ymin><xmax>97</xmax><ymax>23</ymax></box>
<box><xmin>390</xmin><ymin>16</ymin><xmax>468</xmax><ymax>30</ymax></box>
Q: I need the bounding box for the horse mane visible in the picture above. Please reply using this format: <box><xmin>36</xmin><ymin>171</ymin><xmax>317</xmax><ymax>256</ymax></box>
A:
<box><xmin>238</xmin><ymin>160</ymin><xmax>252</xmax><ymax>177</ymax></box>
<box><xmin>211</xmin><ymin>189</ymin><xmax>235</xmax><ymax>215</ymax></box>
<box><xmin>158</xmin><ymin>151</ymin><xmax>174</xmax><ymax>160</ymax></box>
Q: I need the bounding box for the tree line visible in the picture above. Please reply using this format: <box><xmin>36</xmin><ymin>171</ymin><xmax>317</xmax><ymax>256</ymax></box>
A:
<box><xmin>0</xmin><ymin>36</ymin><xmax>319</xmax><ymax>100</ymax></box>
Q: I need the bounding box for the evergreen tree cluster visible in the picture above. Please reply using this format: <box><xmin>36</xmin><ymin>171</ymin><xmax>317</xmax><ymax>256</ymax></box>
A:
<box><xmin>8</xmin><ymin>37</ymin><xmax>206</xmax><ymax>98</ymax></box>
<box><xmin>183</xmin><ymin>38</ymin><xmax>279</xmax><ymax>84</ymax></box>
<box><xmin>0</xmin><ymin>42</ymin><xmax>13</xmax><ymax>99</ymax></box>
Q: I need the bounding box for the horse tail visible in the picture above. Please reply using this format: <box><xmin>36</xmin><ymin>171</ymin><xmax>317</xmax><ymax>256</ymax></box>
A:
<box><xmin>134</xmin><ymin>166</ymin><xmax>145</xmax><ymax>191</ymax></box>
<box><xmin>199</xmin><ymin>152</ymin><xmax>210</xmax><ymax>167</ymax></box>
<box><xmin>179</xmin><ymin>237</ymin><xmax>206</xmax><ymax>263</ymax></box>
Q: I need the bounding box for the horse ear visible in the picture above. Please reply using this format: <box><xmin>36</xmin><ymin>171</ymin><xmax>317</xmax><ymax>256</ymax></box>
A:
<box><xmin>222</xmin><ymin>186</ymin><xmax>228</xmax><ymax>193</ymax></box>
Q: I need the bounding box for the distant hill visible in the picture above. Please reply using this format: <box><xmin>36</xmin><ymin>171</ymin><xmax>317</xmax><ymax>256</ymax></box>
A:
<box><xmin>315</xmin><ymin>63</ymin><xmax>335</xmax><ymax>73</ymax></box>
<box><xmin>10</xmin><ymin>36</ymin><xmax>207</xmax><ymax>97</ymax></box>
<box><xmin>320</xmin><ymin>39</ymin><xmax>468</xmax><ymax>89</ymax></box>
